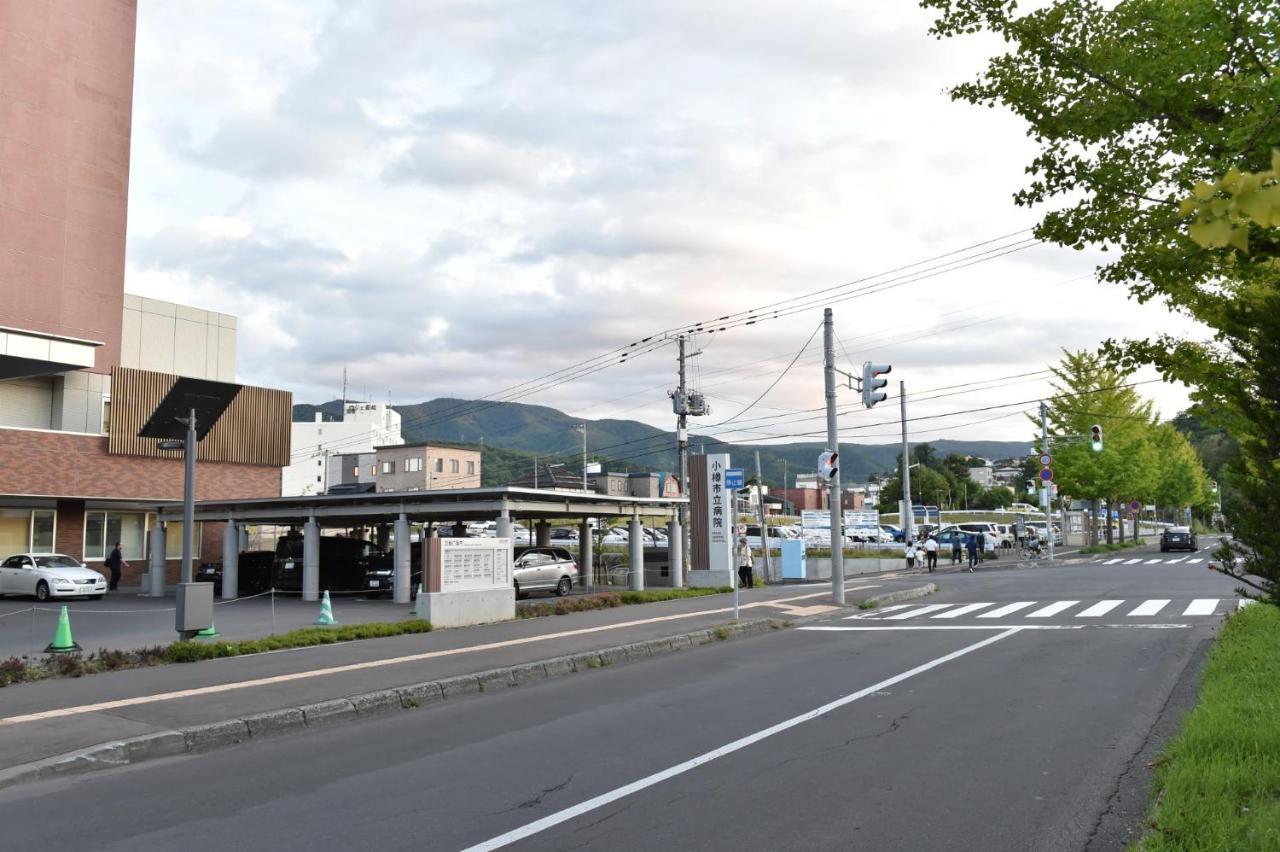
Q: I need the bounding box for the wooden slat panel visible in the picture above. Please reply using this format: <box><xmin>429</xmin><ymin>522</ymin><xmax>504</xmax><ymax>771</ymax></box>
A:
<box><xmin>107</xmin><ymin>367</ymin><xmax>292</xmax><ymax>466</ymax></box>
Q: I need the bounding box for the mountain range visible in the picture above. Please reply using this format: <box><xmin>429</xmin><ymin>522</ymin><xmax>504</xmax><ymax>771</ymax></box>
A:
<box><xmin>293</xmin><ymin>398</ymin><xmax>1032</xmax><ymax>485</ymax></box>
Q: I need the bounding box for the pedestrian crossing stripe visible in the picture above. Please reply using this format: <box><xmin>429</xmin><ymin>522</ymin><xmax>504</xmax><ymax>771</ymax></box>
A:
<box><xmin>1087</xmin><ymin>555</ymin><xmax>1206</xmax><ymax>566</ymax></box>
<box><xmin>847</xmin><ymin>598</ymin><xmax>1239</xmax><ymax>621</ymax></box>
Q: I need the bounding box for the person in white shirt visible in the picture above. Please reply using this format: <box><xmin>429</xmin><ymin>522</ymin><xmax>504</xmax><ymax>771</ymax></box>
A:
<box><xmin>905</xmin><ymin>541</ymin><xmax>917</xmax><ymax>571</ymax></box>
<box><xmin>923</xmin><ymin>536</ymin><xmax>939</xmax><ymax>573</ymax></box>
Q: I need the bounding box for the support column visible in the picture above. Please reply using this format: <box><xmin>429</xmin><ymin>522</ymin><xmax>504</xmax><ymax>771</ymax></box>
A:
<box><xmin>535</xmin><ymin>520</ymin><xmax>551</xmax><ymax>547</ymax></box>
<box><xmin>303</xmin><ymin>516</ymin><xmax>320</xmax><ymax>602</ymax></box>
<box><xmin>221</xmin><ymin>521</ymin><xmax>239</xmax><ymax>600</ymax></box>
<box><xmin>239</xmin><ymin>525</ymin><xmax>249</xmax><ymax>552</ymax></box>
<box><xmin>667</xmin><ymin>518</ymin><xmax>683</xmax><ymax>588</ymax></box>
<box><xmin>578</xmin><ymin>519</ymin><xmax>593</xmax><ymax>589</ymax></box>
<box><xmin>420</xmin><ymin>524</ymin><xmax>436</xmax><ymax>597</ymax></box>
<box><xmin>629</xmin><ymin>513</ymin><xmax>645</xmax><ymax>591</ymax></box>
<box><xmin>148</xmin><ymin>525</ymin><xmax>166</xmax><ymax>597</ymax></box>
<box><xmin>495</xmin><ymin>508</ymin><xmax>512</xmax><ymax>542</ymax></box>
<box><xmin>394</xmin><ymin>512</ymin><xmax>411</xmax><ymax>604</ymax></box>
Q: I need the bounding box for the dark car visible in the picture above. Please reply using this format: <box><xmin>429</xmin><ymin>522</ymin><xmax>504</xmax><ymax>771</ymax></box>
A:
<box><xmin>196</xmin><ymin>550</ymin><xmax>276</xmax><ymax>596</ymax></box>
<box><xmin>364</xmin><ymin>545</ymin><xmax>423</xmax><ymax>597</ymax></box>
<box><xmin>1160</xmin><ymin>526</ymin><xmax>1198</xmax><ymax>552</ymax></box>
<box><xmin>512</xmin><ymin>546</ymin><xmax>579</xmax><ymax>598</ymax></box>
<box><xmin>273</xmin><ymin>534</ymin><xmax>387</xmax><ymax>593</ymax></box>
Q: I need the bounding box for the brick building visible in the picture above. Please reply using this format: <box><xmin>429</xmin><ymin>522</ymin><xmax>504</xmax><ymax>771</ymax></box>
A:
<box><xmin>0</xmin><ymin>1</ymin><xmax>290</xmax><ymax>585</ymax></box>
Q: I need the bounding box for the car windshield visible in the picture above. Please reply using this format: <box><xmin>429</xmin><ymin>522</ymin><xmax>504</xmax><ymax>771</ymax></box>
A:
<box><xmin>35</xmin><ymin>555</ymin><xmax>80</xmax><ymax>569</ymax></box>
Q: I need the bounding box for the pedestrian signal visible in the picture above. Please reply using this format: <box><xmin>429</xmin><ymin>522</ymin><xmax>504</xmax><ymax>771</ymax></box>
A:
<box><xmin>1090</xmin><ymin>424</ymin><xmax>1103</xmax><ymax>453</ymax></box>
<box><xmin>818</xmin><ymin>450</ymin><xmax>838</xmax><ymax>481</ymax></box>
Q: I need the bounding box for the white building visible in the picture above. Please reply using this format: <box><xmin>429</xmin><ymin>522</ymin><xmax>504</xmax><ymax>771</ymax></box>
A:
<box><xmin>282</xmin><ymin>401</ymin><xmax>404</xmax><ymax>496</ymax></box>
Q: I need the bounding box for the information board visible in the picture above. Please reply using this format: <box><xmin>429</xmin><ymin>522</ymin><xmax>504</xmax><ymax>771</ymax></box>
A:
<box><xmin>439</xmin><ymin>538</ymin><xmax>512</xmax><ymax>592</ymax></box>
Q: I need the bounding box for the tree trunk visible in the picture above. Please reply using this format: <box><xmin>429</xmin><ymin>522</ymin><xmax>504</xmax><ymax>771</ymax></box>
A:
<box><xmin>1133</xmin><ymin>512</ymin><xmax>1139</xmax><ymax>542</ymax></box>
<box><xmin>1119</xmin><ymin>511</ymin><xmax>1126</xmax><ymax>543</ymax></box>
<box><xmin>1105</xmin><ymin>500</ymin><xmax>1114</xmax><ymax>545</ymax></box>
<box><xmin>1090</xmin><ymin>499</ymin><xmax>1100</xmax><ymax>546</ymax></box>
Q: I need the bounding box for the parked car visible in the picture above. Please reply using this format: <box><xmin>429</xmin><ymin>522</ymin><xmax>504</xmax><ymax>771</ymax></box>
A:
<box><xmin>1026</xmin><ymin>522</ymin><xmax>1063</xmax><ymax>546</ymax></box>
<box><xmin>880</xmin><ymin>524</ymin><xmax>904</xmax><ymax>543</ymax></box>
<box><xmin>363</xmin><ymin>545</ymin><xmax>424</xmax><ymax>597</ymax></box>
<box><xmin>937</xmin><ymin>526</ymin><xmax>999</xmax><ymax>553</ymax></box>
<box><xmin>1009</xmin><ymin>503</ymin><xmax>1039</xmax><ymax>514</ymax></box>
<box><xmin>196</xmin><ymin>550</ymin><xmax>277</xmax><ymax>596</ymax></box>
<box><xmin>993</xmin><ymin>524</ymin><xmax>1015</xmax><ymax>549</ymax></box>
<box><xmin>549</xmin><ymin>527</ymin><xmax>579</xmax><ymax>544</ymax></box>
<box><xmin>1160</xmin><ymin>526</ymin><xmax>1198</xmax><ymax>552</ymax></box>
<box><xmin>601</xmin><ymin>527</ymin><xmax>630</xmax><ymax>545</ymax></box>
<box><xmin>745</xmin><ymin>525</ymin><xmax>790</xmax><ymax>549</ymax></box>
<box><xmin>273</xmin><ymin>534</ymin><xmax>387</xmax><ymax>593</ymax></box>
<box><xmin>0</xmin><ymin>553</ymin><xmax>106</xmax><ymax>601</ymax></box>
<box><xmin>513</xmin><ymin>546</ymin><xmax>579</xmax><ymax>598</ymax></box>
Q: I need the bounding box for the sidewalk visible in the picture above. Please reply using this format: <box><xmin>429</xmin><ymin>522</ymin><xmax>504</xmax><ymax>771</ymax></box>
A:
<box><xmin>0</xmin><ymin>577</ymin><xmax>934</xmax><ymax>787</ymax></box>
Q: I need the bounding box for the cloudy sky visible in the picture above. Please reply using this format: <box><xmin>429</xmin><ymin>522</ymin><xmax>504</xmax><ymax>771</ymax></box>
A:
<box><xmin>124</xmin><ymin>1</ymin><xmax>1200</xmax><ymax>448</ymax></box>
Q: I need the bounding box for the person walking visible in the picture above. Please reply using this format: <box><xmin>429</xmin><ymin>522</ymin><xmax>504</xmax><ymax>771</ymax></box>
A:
<box><xmin>105</xmin><ymin>541</ymin><xmax>128</xmax><ymax>591</ymax></box>
<box><xmin>737</xmin><ymin>536</ymin><xmax>755</xmax><ymax>589</ymax></box>
<box><xmin>950</xmin><ymin>534</ymin><xmax>963</xmax><ymax>566</ymax></box>
<box><xmin>965</xmin><ymin>534</ymin><xmax>979</xmax><ymax>572</ymax></box>
<box><xmin>905</xmin><ymin>540</ymin><xmax>917</xmax><ymax>572</ymax></box>
<box><xmin>924</xmin><ymin>535</ymin><xmax>938</xmax><ymax>573</ymax></box>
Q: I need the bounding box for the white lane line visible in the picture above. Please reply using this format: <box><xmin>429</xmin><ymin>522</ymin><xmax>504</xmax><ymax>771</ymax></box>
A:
<box><xmin>845</xmin><ymin>604</ymin><xmax>912</xmax><ymax>620</ymax></box>
<box><xmin>1165</xmin><ymin>556</ymin><xmax>1188</xmax><ymax>564</ymax></box>
<box><xmin>1183</xmin><ymin>599</ymin><xmax>1219</xmax><ymax>616</ymax></box>
<box><xmin>1104</xmin><ymin>558</ymin><xmax>1125</xmax><ymax>565</ymax></box>
<box><xmin>1123</xmin><ymin>559</ymin><xmax>1143</xmax><ymax>565</ymax></box>
<box><xmin>1239</xmin><ymin>599</ymin><xmax>1256</xmax><ymax>610</ymax></box>
<box><xmin>931</xmin><ymin>603</ymin><xmax>995</xmax><ymax>619</ymax></box>
<box><xmin>1129</xmin><ymin>599</ymin><xmax>1170</xmax><ymax>616</ymax></box>
<box><xmin>800</xmin><ymin>624</ymin><xmax>1191</xmax><ymax>631</ymax></box>
<box><xmin>460</xmin><ymin>628</ymin><xmax>1025</xmax><ymax>852</ymax></box>
<box><xmin>0</xmin><ymin>589</ymin><xmax>844</xmax><ymax>728</ymax></box>
<box><xmin>1026</xmin><ymin>601</ymin><xmax>1080</xmax><ymax>618</ymax></box>
<box><xmin>1144</xmin><ymin>559</ymin><xmax>1162</xmax><ymax>565</ymax></box>
<box><xmin>1187</xmin><ymin>558</ymin><xmax>1203</xmax><ymax>564</ymax></box>
<box><xmin>1077</xmin><ymin>600</ymin><xmax>1124</xmax><ymax>618</ymax></box>
<box><xmin>883</xmin><ymin>604</ymin><xmax>956</xmax><ymax>620</ymax></box>
<box><xmin>978</xmin><ymin>601</ymin><xmax>1037</xmax><ymax>619</ymax></box>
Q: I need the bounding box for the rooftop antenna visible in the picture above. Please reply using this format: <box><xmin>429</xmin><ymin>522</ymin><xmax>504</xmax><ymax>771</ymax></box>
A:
<box><xmin>340</xmin><ymin>367</ymin><xmax>348</xmax><ymax>421</ymax></box>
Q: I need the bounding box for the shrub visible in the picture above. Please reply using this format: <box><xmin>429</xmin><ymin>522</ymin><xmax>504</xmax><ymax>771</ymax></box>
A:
<box><xmin>0</xmin><ymin>656</ymin><xmax>27</xmax><ymax>686</ymax></box>
<box><xmin>51</xmin><ymin>653</ymin><xmax>85</xmax><ymax>677</ymax></box>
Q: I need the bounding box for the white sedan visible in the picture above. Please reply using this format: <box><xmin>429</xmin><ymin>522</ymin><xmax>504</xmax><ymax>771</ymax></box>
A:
<box><xmin>0</xmin><ymin>553</ymin><xmax>107</xmax><ymax>601</ymax></box>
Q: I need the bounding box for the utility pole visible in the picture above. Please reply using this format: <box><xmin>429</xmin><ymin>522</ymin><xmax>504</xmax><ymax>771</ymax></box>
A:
<box><xmin>573</xmin><ymin>423</ymin><xmax>588</xmax><ymax>491</ymax></box>
<box><xmin>823</xmin><ymin>309</ymin><xmax>845</xmax><ymax>605</ymax></box>
<box><xmin>1040</xmin><ymin>402</ymin><xmax>1055</xmax><ymax>561</ymax></box>
<box><xmin>754</xmin><ymin>450</ymin><xmax>771</xmax><ymax>583</ymax></box>
<box><xmin>900</xmin><ymin>381</ymin><xmax>913</xmax><ymax>543</ymax></box>
<box><xmin>677</xmin><ymin>336</ymin><xmax>689</xmax><ymax>585</ymax></box>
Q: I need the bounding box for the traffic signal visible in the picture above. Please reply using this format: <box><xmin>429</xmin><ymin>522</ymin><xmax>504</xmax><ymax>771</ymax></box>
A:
<box><xmin>862</xmin><ymin>362</ymin><xmax>892</xmax><ymax>409</ymax></box>
<box><xmin>818</xmin><ymin>450</ymin><xmax>839</xmax><ymax>481</ymax></box>
<box><xmin>1090</xmin><ymin>424</ymin><xmax>1103</xmax><ymax>453</ymax></box>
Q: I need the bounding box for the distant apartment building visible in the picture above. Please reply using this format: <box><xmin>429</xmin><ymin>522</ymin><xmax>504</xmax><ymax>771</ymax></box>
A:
<box><xmin>282</xmin><ymin>401</ymin><xmax>403</xmax><ymax>495</ymax></box>
<box><xmin>326</xmin><ymin>451</ymin><xmax>377</xmax><ymax>491</ymax></box>
<box><xmin>586</xmin><ymin>470</ymin><xmax>679</xmax><ymax>499</ymax></box>
<box><xmin>0</xmin><ymin>2</ymin><xmax>290</xmax><ymax>583</ymax></box>
<box><xmin>968</xmin><ymin>465</ymin><xmax>995</xmax><ymax>488</ymax></box>
<box><xmin>374</xmin><ymin>442</ymin><xmax>481</xmax><ymax>492</ymax></box>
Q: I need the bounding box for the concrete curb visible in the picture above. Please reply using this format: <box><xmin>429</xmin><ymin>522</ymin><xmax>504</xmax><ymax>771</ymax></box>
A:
<box><xmin>0</xmin><ymin>616</ymin><xmax>785</xmax><ymax>793</ymax></box>
<box><xmin>862</xmin><ymin>583</ymin><xmax>937</xmax><ymax>608</ymax></box>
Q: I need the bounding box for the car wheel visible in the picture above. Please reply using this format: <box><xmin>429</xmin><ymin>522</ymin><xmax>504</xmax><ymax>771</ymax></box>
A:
<box><xmin>556</xmin><ymin>577</ymin><xmax>571</xmax><ymax>597</ymax></box>
<box><xmin>513</xmin><ymin>581</ymin><xmax>523</xmax><ymax>600</ymax></box>
<box><xmin>35</xmin><ymin>581</ymin><xmax>50</xmax><ymax>602</ymax></box>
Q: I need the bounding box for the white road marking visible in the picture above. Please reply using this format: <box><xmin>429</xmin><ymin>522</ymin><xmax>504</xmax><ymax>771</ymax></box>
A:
<box><xmin>978</xmin><ymin>601</ymin><xmax>1037</xmax><ymax>618</ymax></box>
<box><xmin>1183</xmin><ymin>599</ymin><xmax>1218</xmax><ymax>616</ymax></box>
<box><xmin>1129</xmin><ymin>599</ymin><xmax>1170</xmax><ymax>616</ymax></box>
<box><xmin>1076</xmin><ymin>600</ymin><xmax>1124</xmax><ymax>618</ymax></box>
<box><xmin>1104</xmin><ymin>559</ymin><xmax>1124</xmax><ymax>565</ymax></box>
<box><xmin>460</xmin><ymin>628</ymin><xmax>1025</xmax><ymax>852</ymax></box>
<box><xmin>1144</xmin><ymin>559</ymin><xmax>1162</xmax><ymax>565</ymax></box>
<box><xmin>883</xmin><ymin>604</ymin><xmax>956</xmax><ymax>620</ymax></box>
<box><xmin>1187</xmin><ymin>558</ymin><xmax>1203</xmax><ymax>564</ymax></box>
<box><xmin>1123</xmin><ymin>559</ymin><xmax>1143</xmax><ymax>565</ymax></box>
<box><xmin>1026</xmin><ymin>601</ymin><xmax>1080</xmax><ymax>618</ymax></box>
<box><xmin>1165</xmin><ymin>556</ymin><xmax>1188</xmax><ymax>564</ymax></box>
<box><xmin>800</xmin><ymin>624</ymin><xmax>1191</xmax><ymax>631</ymax></box>
<box><xmin>1238</xmin><ymin>599</ymin><xmax>1256</xmax><ymax>610</ymax></box>
<box><xmin>844</xmin><ymin>604</ymin><xmax>912</xmax><ymax>620</ymax></box>
<box><xmin>931</xmin><ymin>603</ymin><xmax>994</xmax><ymax>619</ymax></box>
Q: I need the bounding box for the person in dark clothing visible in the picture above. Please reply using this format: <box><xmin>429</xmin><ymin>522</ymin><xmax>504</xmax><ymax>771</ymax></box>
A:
<box><xmin>965</xmin><ymin>535</ymin><xmax>979</xmax><ymax>572</ymax></box>
<box><xmin>105</xmin><ymin>542</ymin><xmax>128</xmax><ymax>591</ymax></box>
<box><xmin>951</xmin><ymin>536</ymin><xmax>963</xmax><ymax>566</ymax></box>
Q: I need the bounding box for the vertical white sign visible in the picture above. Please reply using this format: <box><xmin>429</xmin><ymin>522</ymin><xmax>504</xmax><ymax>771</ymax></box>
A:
<box><xmin>706</xmin><ymin>453</ymin><xmax>733</xmax><ymax>573</ymax></box>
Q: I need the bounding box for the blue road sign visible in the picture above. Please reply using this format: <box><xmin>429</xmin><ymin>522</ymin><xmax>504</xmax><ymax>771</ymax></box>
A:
<box><xmin>725</xmin><ymin>468</ymin><xmax>746</xmax><ymax>490</ymax></box>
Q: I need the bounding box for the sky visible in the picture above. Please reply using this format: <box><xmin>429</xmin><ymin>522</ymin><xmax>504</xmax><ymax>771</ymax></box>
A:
<box><xmin>123</xmin><ymin>1</ymin><xmax>1202</xmax><ymax>450</ymax></box>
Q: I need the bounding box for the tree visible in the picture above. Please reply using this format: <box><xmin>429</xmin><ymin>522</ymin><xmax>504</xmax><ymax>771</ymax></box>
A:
<box><xmin>922</xmin><ymin>0</ymin><xmax>1280</xmax><ymax>601</ymax></box>
<box><xmin>1149</xmin><ymin>424</ymin><xmax>1215</xmax><ymax>520</ymax></box>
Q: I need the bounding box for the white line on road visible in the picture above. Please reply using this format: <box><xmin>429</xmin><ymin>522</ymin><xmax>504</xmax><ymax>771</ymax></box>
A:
<box><xmin>1183</xmin><ymin>599</ymin><xmax>1219</xmax><ymax>616</ymax></box>
<box><xmin>1076</xmin><ymin>600</ymin><xmax>1124</xmax><ymax>618</ymax></box>
<box><xmin>1144</xmin><ymin>559</ymin><xmax>1162</xmax><ymax>565</ymax></box>
<box><xmin>931</xmin><ymin>603</ymin><xmax>994</xmax><ymax>619</ymax></box>
<box><xmin>978</xmin><ymin>601</ymin><xmax>1037</xmax><ymax>618</ymax></box>
<box><xmin>1165</xmin><ymin>556</ymin><xmax>1188</xmax><ymax>564</ymax></box>
<box><xmin>799</xmin><ymin>624</ymin><xmax>1191</xmax><ymax>631</ymax></box>
<box><xmin>459</xmin><ymin>628</ymin><xmax>1025</xmax><ymax>852</ymax></box>
<box><xmin>845</xmin><ymin>604</ymin><xmax>912</xmax><ymax>620</ymax></box>
<box><xmin>1123</xmin><ymin>559</ymin><xmax>1143</xmax><ymax>565</ymax></box>
<box><xmin>1026</xmin><ymin>601</ymin><xmax>1080</xmax><ymax>618</ymax></box>
<box><xmin>1104</xmin><ymin>559</ymin><xmax>1125</xmax><ymax>565</ymax></box>
<box><xmin>1239</xmin><ymin>599</ymin><xmax>1256</xmax><ymax>610</ymax></box>
<box><xmin>1129</xmin><ymin>599</ymin><xmax>1170</xmax><ymax>616</ymax></box>
<box><xmin>882</xmin><ymin>604</ymin><xmax>955</xmax><ymax>620</ymax></box>
<box><xmin>1187</xmin><ymin>559</ymin><xmax>1203</xmax><ymax>564</ymax></box>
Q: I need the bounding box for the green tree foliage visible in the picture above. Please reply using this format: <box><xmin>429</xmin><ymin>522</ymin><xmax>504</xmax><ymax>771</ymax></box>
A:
<box><xmin>922</xmin><ymin>0</ymin><xmax>1280</xmax><ymax>600</ymax></box>
<box><xmin>1149</xmin><ymin>424</ymin><xmax>1216</xmax><ymax>517</ymax></box>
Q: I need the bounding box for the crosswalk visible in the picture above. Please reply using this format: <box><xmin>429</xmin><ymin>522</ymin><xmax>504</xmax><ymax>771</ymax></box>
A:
<box><xmin>1096</xmin><ymin>556</ymin><xmax>1203</xmax><ymax>566</ymax></box>
<box><xmin>849</xmin><ymin>598</ymin><xmax>1244</xmax><ymax>621</ymax></box>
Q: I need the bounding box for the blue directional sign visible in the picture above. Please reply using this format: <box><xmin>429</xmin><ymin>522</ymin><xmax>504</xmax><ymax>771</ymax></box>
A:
<box><xmin>725</xmin><ymin>468</ymin><xmax>746</xmax><ymax>490</ymax></box>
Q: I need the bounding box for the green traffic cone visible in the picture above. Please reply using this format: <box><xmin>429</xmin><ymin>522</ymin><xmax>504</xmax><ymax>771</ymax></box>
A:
<box><xmin>45</xmin><ymin>605</ymin><xmax>82</xmax><ymax>653</ymax></box>
<box><xmin>195</xmin><ymin>620</ymin><xmax>220</xmax><ymax>640</ymax></box>
<box><xmin>314</xmin><ymin>590</ymin><xmax>336</xmax><ymax>626</ymax></box>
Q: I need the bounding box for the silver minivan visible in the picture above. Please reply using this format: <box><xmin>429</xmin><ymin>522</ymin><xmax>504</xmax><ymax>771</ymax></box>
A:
<box><xmin>513</xmin><ymin>546</ymin><xmax>579</xmax><ymax>598</ymax></box>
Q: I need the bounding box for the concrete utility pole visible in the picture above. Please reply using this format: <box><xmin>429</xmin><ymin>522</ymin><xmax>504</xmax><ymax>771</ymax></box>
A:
<box><xmin>823</xmin><ymin>309</ymin><xmax>845</xmax><ymax>605</ymax></box>
<box><xmin>573</xmin><ymin>423</ymin><xmax>588</xmax><ymax>491</ymax></box>
<box><xmin>900</xmin><ymin>382</ymin><xmax>913</xmax><ymax>544</ymax></box>
<box><xmin>754</xmin><ymin>450</ymin><xmax>771</xmax><ymax>583</ymax></box>
<box><xmin>1040</xmin><ymin>401</ymin><xmax>1055</xmax><ymax>561</ymax></box>
<box><xmin>676</xmin><ymin>337</ymin><xmax>690</xmax><ymax>585</ymax></box>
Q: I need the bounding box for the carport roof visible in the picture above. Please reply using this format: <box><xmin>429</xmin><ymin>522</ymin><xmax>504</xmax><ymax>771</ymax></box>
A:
<box><xmin>156</xmin><ymin>486</ymin><xmax>687</xmax><ymax>525</ymax></box>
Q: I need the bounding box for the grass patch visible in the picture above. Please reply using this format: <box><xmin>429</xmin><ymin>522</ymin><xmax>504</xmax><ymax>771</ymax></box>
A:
<box><xmin>1080</xmin><ymin>538</ymin><xmax>1148</xmax><ymax>555</ymax></box>
<box><xmin>858</xmin><ymin>600</ymin><xmax>878</xmax><ymax>610</ymax></box>
<box><xmin>1136</xmin><ymin>602</ymin><xmax>1280</xmax><ymax>850</ymax></box>
<box><xmin>517</xmin><ymin>586</ymin><xmax>737</xmax><ymax>619</ymax></box>
<box><xmin>0</xmin><ymin>621</ymin><xmax>433</xmax><ymax>686</ymax></box>
<box><xmin>620</xmin><ymin>587</ymin><xmax>733</xmax><ymax>604</ymax></box>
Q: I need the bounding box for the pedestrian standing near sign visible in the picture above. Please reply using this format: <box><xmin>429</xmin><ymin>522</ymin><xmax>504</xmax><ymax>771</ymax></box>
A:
<box><xmin>965</xmin><ymin>534</ymin><xmax>979</xmax><ymax>572</ymax></box>
<box><xmin>105</xmin><ymin>541</ymin><xmax>128</xmax><ymax>591</ymax></box>
<box><xmin>737</xmin><ymin>536</ymin><xmax>754</xmax><ymax>589</ymax></box>
<box><xmin>924</xmin><ymin>535</ymin><xmax>938</xmax><ymax>573</ymax></box>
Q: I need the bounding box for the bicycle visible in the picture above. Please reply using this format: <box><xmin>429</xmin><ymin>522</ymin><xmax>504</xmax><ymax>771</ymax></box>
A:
<box><xmin>1018</xmin><ymin>543</ymin><xmax>1045</xmax><ymax>560</ymax></box>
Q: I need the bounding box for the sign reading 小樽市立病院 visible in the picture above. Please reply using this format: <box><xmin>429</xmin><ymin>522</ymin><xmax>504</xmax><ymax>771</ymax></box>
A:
<box><xmin>705</xmin><ymin>454</ymin><xmax>733</xmax><ymax>573</ymax></box>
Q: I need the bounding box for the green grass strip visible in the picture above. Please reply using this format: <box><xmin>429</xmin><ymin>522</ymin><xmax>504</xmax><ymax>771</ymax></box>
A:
<box><xmin>619</xmin><ymin>587</ymin><xmax>733</xmax><ymax>604</ymax></box>
<box><xmin>165</xmin><ymin>620</ymin><xmax>433</xmax><ymax>663</ymax></box>
<box><xmin>1136</xmin><ymin>602</ymin><xmax>1280</xmax><ymax>850</ymax></box>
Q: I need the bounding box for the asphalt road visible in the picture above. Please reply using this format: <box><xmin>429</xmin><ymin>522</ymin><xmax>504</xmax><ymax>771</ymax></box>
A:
<box><xmin>0</xmin><ymin>538</ymin><xmax>1238</xmax><ymax>851</ymax></box>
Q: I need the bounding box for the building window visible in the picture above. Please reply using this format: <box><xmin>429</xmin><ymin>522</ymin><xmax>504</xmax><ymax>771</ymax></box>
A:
<box><xmin>382</xmin><ymin>461</ymin><xmax>395</xmax><ymax>474</ymax></box>
<box><xmin>0</xmin><ymin>508</ymin><xmax>56</xmax><ymax>554</ymax></box>
<box><xmin>405</xmin><ymin>457</ymin><xmax>422</xmax><ymax>473</ymax></box>
<box><xmin>163</xmin><ymin>521</ymin><xmax>203</xmax><ymax>560</ymax></box>
<box><xmin>84</xmin><ymin>511</ymin><xmax>147</xmax><ymax>560</ymax></box>
<box><xmin>435</xmin><ymin>458</ymin><xmax>444</xmax><ymax>473</ymax></box>
<box><xmin>371</xmin><ymin>465</ymin><xmax>378</xmax><ymax>478</ymax></box>
<box><xmin>466</xmin><ymin>461</ymin><xmax>476</xmax><ymax>475</ymax></box>
<box><xmin>451</xmin><ymin>459</ymin><xmax>460</xmax><ymax>474</ymax></box>
<box><xmin>352</xmin><ymin>465</ymin><xmax>360</xmax><ymax>477</ymax></box>
<box><xmin>101</xmin><ymin>398</ymin><xmax>111</xmax><ymax>436</ymax></box>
